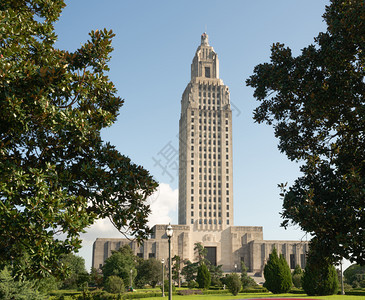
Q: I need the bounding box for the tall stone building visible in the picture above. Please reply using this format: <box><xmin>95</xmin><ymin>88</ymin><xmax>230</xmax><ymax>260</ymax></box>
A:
<box><xmin>179</xmin><ymin>32</ymin><xmax>233</xmax><ymax>230</ymax></box>
<box><xmin>92</xmin><ymin>33</ymin><xmax>308</xmax><ymax>275</ymax></box>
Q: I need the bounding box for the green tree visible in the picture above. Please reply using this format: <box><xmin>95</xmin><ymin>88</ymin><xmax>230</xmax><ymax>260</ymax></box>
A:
<box><xmin>240</xmin><ymin>261</ymin><xmax>257</xmax><ymax>289</ymax></box>
<box><xmin>104</xmin><ymin>275</ymin><xmax>124</xmax><ymax>294</ymax></box>
<box><xmin>302</xmin><ymin>259</ymin><xmax>339</xmax><ymax>296</ymax></box>
<box><xmin>292</xmin><ymin>265</ymin><xmax>303</xmax><ymax>289</ymax></box>
<box><xmin>181</xmin><ymin>260</ymin><xmax>198</xmax><ymax>283</ymax></box>
<box><xmin>60</xmin><ymin>253</ymin><xmax>88</xmax><ymax>289</ymax></box>
<box><xmin>0</xmin><ymin>0</ymin><xmax>158</xmax><ymax>279</ymax></box>
<box><xmin>246</xmin><ymin>0</ymin><xmax>365</xmax><ymax>265</ymax></box>
<box><xmin>343</xmin><ymin>264</ymin><xmax>365</xmax><ymax>287</ymax></box>
<box><xmin>226</xmin><ymin>273</ymin><xmax>242</xmax><ymax>296</ymax></box>
<box><xmin>135</xmin><ymin>258</ymin><xmax>161</xmax><ymax>288</ymax></box>
<box><xmin>0</xmin><ymin>267</ymin><xmax>42</xmax><ymax>300</ymax></box>
<box><xmin>172</xmin><ymin>255</ymin><xmax>181</xmax><ymax>287</ymax></box>
<box><xmin>209</xmin><ymin>264</ymin><xmax>223</xmax><ymax>287</ymax></box>
<box><xmin>194</xmin><ymin>242</ymin><xmax>208</xmax><ymax>264</ymax></box>
<box><xmin>263</xmin><ymin>248</ymin><xmax>292</xmax><ymax>294</ymax></box>
<box><xmin>102</xmin><ymin>245</ymin><xmax>136</xmax><ymax>287</ymax></box>
<box><xmin>89</xmin><ymin>267</ymin><xmax>103</xmax><ymax>288</ymax></box>
<box><xmin>196</xmin><ymin>262</ymin><xmax>211</xmax><ymax>289</ymax></box>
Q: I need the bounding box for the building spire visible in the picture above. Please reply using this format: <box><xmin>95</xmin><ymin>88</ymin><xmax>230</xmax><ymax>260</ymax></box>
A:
<box><xmin>201</xmin><ymin>32</ymin><xmax>209</xmax><ymax>46</ymax></box>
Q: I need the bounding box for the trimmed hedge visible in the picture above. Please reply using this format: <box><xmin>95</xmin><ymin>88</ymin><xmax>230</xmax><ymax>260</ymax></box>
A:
<box><xmin>177</xmin><ymin>289</ymin><xmax>203</xmax><ymax>295</ymax></box>
<box><xmin>241</xmin><ymin>287</ymin><xmax>268</xmax><ymax>293</ymax></box>
<box><xmin>344</xmin><ymin>290</ymin><xmax>365</xmax><ymax>296</ymax></box>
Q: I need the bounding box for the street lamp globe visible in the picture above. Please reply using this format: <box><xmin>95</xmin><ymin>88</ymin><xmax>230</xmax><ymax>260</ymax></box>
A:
<box><xmin>166</xmin><ymin>224</ymin><xmax>173</xmax><ymax>238</ymax></box>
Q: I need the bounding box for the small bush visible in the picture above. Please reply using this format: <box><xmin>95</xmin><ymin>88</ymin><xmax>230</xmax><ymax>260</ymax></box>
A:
<box><xmin>242</xmin><ymin>287</ymin><xmax>268</xmax><ymax>293</ymax></box>
<box><xmin>187</xmin><ymin>280</ymin><xmax>198</xmax><ymax>288</ymax></box>
<box><xmin>104</xmin><ymin>275</ymin><xmax>124</xmax><ymax>294</ymax></box>
<box><xmin>177</xmin><ymin>289</ymin><xmax>203</xmax><ymax>295</ymax></box>
<box><xmin>226</xmin><ymin>273</ymin><xmax>242</xmax><ymax>296</ymax></box>
<box><xmin>160</xmin><ymin>280</ymin><xmax>176</xmax><ymax>293</ymax></box>
<box><xmin>292</xmin><ymin>273</ymin><xmax>303</xmax><ymax>288</ymax></box>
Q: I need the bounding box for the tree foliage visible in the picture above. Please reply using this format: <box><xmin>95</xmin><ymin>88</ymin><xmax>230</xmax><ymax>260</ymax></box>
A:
<box><xmin>302</xmin><ymin>258</ymin><xmax>339</xmax><ymax>296</ymax></box>
<box><xmin>226</xmin><ymin>273</ymin><xmax>242</xmax><ymax>296</ymax></box>
<box><xmin>263</xmin><ymin>248</ymin><xmax>292</xmax><ymax>294</ymax></box>
<box><xmin>135</xmin><ymin>258</ymin><xmax>161</xmax><ymax>288</ymax></box>
<box><xmin>59</xmin><ymin>253</ymin><xmax>89</xmax><ymax>289</ymax></box>
<box><xmin>194</xmin><ymin>242</ymin><xmax>208</xmax><ymax>265</ymax></box>
<box><xmin>0</xmin><ymin>267</ymin><xmax>42</xmax><ymax>300</ymax></box>
<box><xmin>172</xmin><ymin>255</ymin><xmax>181</xmax><ymax>286</ymax></box>
<box><xmin>246</xmin><ymin>0</ymin><xmax>365</xmax><ymax>265</ymax></box>
<box><xmin>343</xmin><ymin>264</ymin><xmax>365</xmax><ymax>286</ymax></box>
<box><xmin>240</xmin><ymin>261</ymin><xmax>257</xmax><ymax>289</ymax></box>
<box><xmin>292</xmin><ymin>265</ymin><xmax>303</xmax><ymax>288</ymax></box>
<box><xmin>104</xmin><ymin>275</ymin><xmax>124</xmax><ymax>294</ymax></box>
<box><xmin>196</xmin><ymin>263</ymin><xmax>211</xmax><ymax>289</ymax></box>
<box><xmin>102</xmin><ymin>245</ymin><xmax>136</xmax><ymax>287</ymax></box>
<box><xmin>181</xmin><ymin>260</ymin><xmax>198</xmax><ymax>283</ymax></box>
<box><xmin>0</xmin><ymin>0</ymin><xmax>158</xmax><ymax>279</ymax></box>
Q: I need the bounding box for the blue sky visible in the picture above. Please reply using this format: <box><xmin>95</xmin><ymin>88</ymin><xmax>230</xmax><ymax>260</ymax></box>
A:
<box><xmin>54</xmin><ymin>0</ymin><xmax>333</xmax><ymax>270</ymax></box>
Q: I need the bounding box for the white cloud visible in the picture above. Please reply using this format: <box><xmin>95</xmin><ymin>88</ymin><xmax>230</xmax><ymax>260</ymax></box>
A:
<box><xmin>77</xmin><ymin>183</ymin><xmax>178</xmax><ymax>270</ymax></box>
<box><xmin>147</xmin><ymin>182</ymin><xmax>178</xmax><ymax>226</ymax></box>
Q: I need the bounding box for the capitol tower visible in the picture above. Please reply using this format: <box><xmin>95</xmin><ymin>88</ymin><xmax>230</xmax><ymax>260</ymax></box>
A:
<box><xmin>178</xmin><ymin>33</ymin><xmax>233</xmax><ymax>231</ymax></box>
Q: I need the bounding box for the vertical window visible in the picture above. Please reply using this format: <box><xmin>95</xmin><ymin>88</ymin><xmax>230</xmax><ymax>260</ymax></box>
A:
<box><xmin>205</xmin><ymin>67</ymin><xmax>211</xmax><ymax>78</ymax></box>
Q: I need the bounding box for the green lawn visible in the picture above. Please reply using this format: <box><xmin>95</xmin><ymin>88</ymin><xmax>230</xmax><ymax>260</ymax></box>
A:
<box><xmin>142</xmin><ymin>293</ymin><xmax>364</xmax><ymax>300</ymax></box>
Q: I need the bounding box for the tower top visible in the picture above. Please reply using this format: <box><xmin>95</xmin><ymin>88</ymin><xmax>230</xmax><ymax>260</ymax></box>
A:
<box><xmin>191</xmin><ymin>32</ymin><xmax>219</xmax><ymax>80</ymax></box>
<box><xmin>201</xmin><ymin>32</ymin><xmax>209</xmax><ymax>46</ymax></box>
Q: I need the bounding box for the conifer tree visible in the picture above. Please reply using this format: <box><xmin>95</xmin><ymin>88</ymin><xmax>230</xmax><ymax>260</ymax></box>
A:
<box><xmin>263</xmin><ymin>247</ymin><xmax>292</xmax><ymax>294</ymax></box>
<box><xmin>196</xmin><ymin>263</ymin><xmax>211</xmax><ymax>289</ymax></box>
<box><xmin>302</xmin><ymin>259</ymin><xmax>339</xmax><ymax>296</ymax></box>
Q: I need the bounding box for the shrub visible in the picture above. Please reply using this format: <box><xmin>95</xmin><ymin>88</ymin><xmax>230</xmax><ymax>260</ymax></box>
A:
<box><xmin>302</xmin><ymin>260</ymin><xmax>339</xmax><ymax>296</ymax></box>
<box><xmin>0</xmin><ymin>267</ymin><xmax>42</xmax><ymax>300</ymax></box>
<box><xmin>187</xmin><ymin>280</ymin><xmax>199</xmax><ymax>288</ymax></box>
<box><xmin>196</xmin><ymin>263</ymin><xmax>211</xmax><ymax>289</ymax></box>
<box><xmin>263</xmin><ymin>247</ymin><xmax>292</xmax><ymax>294</ymax></box>
<box><xmin>226</xmin><ymin>273</ymin><xmax>242</xmax><ymax>296</ymax></box>
<box><xmin>292</xmin><ymin>273</ymin><xmax>303</xmax><ymax>288</ymax></box>
<box><xmin>241</xmin><ymin>261</ymin><xmax>257</xmax><ymax>289</ymax></box>
<box><xmin>160</xmin><ymin>280</ymin><xmax>176</xmax><ymax>293</ymax></box>
<box><xmin>292</xmin><ymin>265</ymin><xmax>303</xmax><ymax>288</ymax></box>
<box><xmin>177</xmin><ymin>289</ymin><xmax>203</xmax><ymax>295</ymax></box>
<box><xmin>104</xmin><ymin>275</ymin><xmax>124</xmax><ymax>294</ymax></box>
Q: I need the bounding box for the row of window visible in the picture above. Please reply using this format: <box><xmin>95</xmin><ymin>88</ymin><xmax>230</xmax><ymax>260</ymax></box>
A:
<box><xmin>191</xmin><ymin>150</ymin><xmax>229</xmax><ymax>159</ymax></box>
<box><xmin>191</xmin><ymin>219</ymin><xmax>230</xmax><ymax>225</ymax></box>
<box><xmin>198</xmin><ymin>85</ymin><xmax>219</xmax><ymax>91</ymax></box>
<box><xmin>191</xmin><ymin>211</ymin><xmax>230</xmax><ymax>218</ymax></box>
<box><xmin>190</xmin><ymin>175</ymin><xmax>230</xmax><ymax>181</ymax></box>
<box><xmin>191</xmin><ymin>189</ymin><xmax>230</xmax><ymax>196</ymax></box>
<box><xmin>191</xmin><ymin>116</ymin><xmax>229</xmax><ymax>125</ymax></box>
<box><xmin>191</xmin><ymin>110</ymin><xmax>229</xmax><ymax>118</ymax></box>
<box><xmin>191</xmin><ymin>196</ymin><xmax>231</xmax><ymax>203</ymax></box>
<box><xmin>191</xmin><ymin>126</ymin><xmax>229</xmax><ymax>133</ymax></box>
<box><xmin>191</xmin><ymin>203</ymin><xmax>230</xmax><ymax>210</ymax></box>
<box><xmin>191</xmin><ymin>182</ymin><xmax>230</xmax><ymax>188</ymax></box>
<box><xmin>190</xmin><ymin>167</ymin><xmax>230</xmax><ymax>174</ymax></box>
<box><xmin>191</xmin><ymin>160</ymin><xmax>229</xmax><ymax>168</ymax></box>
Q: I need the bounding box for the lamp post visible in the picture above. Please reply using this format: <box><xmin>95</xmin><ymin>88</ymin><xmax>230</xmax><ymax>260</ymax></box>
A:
<box><xmin>234</xmin><ymin>264</ymin><xmax>237</xmax><ymax>273</ymax></box>
<box><xmin>166</xmin><ymin>224</ymin><xmax>173</xmax><ymax>300</ymax></box>
<box><xmin>340</xmin><ymin>260</ymin><xmax>345</xmax><ymax>295</ymax></box>
<box><xmin>130</xmin><ymin>269</ymin><xmax>133</xmax><ymax>290</ymax></box>
<box><xmin>161</xmin><ymin>258</ymin><xmax>165</xmax><ymax>297</ymax></box>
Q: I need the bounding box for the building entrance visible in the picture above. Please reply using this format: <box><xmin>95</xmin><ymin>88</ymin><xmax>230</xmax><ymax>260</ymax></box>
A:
<box><xmin>205</xmin><ymin>247</ymin><xmax>217</xmax><ymax>266</ymax></box>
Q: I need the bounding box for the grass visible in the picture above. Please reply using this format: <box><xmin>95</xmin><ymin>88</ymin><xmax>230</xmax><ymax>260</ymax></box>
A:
<box><xmin>142</xmin><ymin>293</ymin><xmax>364</xmax><ymax>300</ymax></box>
